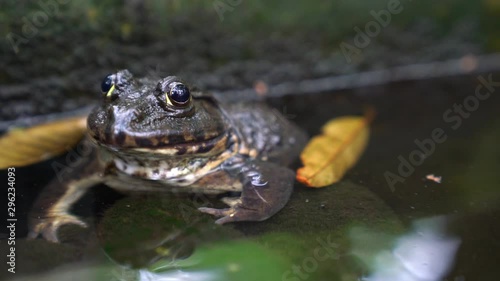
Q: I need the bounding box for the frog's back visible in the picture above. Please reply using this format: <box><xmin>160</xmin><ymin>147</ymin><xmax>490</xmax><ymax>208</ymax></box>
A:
<box><xmin>222</xmin><ymin>101</ymin><xmax>307</xmax><ymax>165</ymax></box>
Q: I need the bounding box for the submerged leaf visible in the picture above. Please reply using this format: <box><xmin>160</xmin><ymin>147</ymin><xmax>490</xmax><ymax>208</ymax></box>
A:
<box><xmin>149</xmin><ymin>240</ymin><xmax>291</xmax><ymax>281</ymax></box>
<box><xmin>0</xmin><ymin>116</ymin><xmax>87</xmax><ymax>169</ymax></box>
<box><xmin>296</xmin><ymin>111</ymin><xmax>374</xmax><ymax>188</ymax></box>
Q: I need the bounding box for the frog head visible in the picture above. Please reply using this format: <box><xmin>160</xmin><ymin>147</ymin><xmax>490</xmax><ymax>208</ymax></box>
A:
<box><xmin>87</xmin><ymin>70</ymin><xmax>229</xmax><ymax>156</ymax></box>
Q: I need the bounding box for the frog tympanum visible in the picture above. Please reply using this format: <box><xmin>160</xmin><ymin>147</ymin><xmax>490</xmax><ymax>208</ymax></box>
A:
<box><xmin>28</xmin><ymin>70</ymin><xmax>307</xmax><ymax>242</ymax></box>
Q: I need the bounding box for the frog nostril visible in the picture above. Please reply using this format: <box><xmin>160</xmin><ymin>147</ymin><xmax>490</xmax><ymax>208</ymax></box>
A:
<box><xmin>132</xmin><ymin>109</ymin><xmax>141</xmax><ymax>118</ymax></box>
<box><xmin>130</xmin><ymin>109</ymin><xmax>146</xmax><ymax>123</ymax></box>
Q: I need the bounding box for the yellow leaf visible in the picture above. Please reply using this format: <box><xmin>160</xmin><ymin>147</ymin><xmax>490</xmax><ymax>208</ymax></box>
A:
<box><xmin>296</xmin><ymin>111</ymin><xmax>374</xmax><ymax>188</ymax></box>
<box><xmin>0</xmin><ymin>116</ymin><xmax>87</xmax><ymax>169</ymax></box>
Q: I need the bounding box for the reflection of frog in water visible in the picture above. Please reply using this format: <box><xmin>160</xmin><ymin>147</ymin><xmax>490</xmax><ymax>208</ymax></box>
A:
<box><xmin>29</xmin><ymin>70</ymin><xmax>307</xmax><ymax>242</ymax></box>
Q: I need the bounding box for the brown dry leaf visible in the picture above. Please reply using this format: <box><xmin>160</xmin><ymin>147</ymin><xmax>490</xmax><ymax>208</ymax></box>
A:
<box><xmin>296</xmin><ymin>110</ymin><xmax>374</xmax><ymax>188</ymax></box>
<box><xmin>0</xmin><ymin>116</ymin><xmax>87</xmax><ymax>169</ymax></box>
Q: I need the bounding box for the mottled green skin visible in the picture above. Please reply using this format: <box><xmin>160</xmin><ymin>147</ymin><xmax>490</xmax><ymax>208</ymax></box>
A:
<box><xmin>28</xmin><ymin>70</ymin><xmax>307</xmax><ymax>242</ymax></box>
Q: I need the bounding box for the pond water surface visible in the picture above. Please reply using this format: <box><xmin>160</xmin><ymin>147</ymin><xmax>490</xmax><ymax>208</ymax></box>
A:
<box><xmin>1</xmin><ymin>71</ymin><xmax>499</xmax><ymax>281</ymax></box>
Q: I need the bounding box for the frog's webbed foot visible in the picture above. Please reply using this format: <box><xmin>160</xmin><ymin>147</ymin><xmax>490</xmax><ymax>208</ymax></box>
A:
<box><xmin>28</xmin><ymin>213</ymin><xmax>87</xmax><ymax>243</ymax></box>
<box><xmin>28</xmin><ymin>176</ymin><xmax>99</xmax><ymax>242</ymax></box>
<box><xmin>28</xmin><ymin>151</ymin><xmax>103</xmax><ymax>243</ymax></box>
<box><xmin>198</xmin><ymin>160</ymin><xmax>295</xmax><ymax>224</ymax></box>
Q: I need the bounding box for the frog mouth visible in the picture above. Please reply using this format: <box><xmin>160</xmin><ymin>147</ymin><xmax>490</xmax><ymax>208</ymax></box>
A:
<box><xmin>134</xmin><ymin>133</ymin><xmax>230</xmax><ymax>156</ymax></box>
<box><xmin>88</xmin><ymin>115</ymin><xmax>229</xmax><ymax>155</ymax></box>
<box><xmin>97</xmin><ymin>132</ymin><xmax>231</xmax><ymax>157</ymax></box>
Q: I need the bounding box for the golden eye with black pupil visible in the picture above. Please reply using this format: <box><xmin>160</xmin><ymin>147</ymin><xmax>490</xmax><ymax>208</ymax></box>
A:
<box><xmin>166</xmin><ymin>82</ymin><xmax>191</xmax><ymax>107</ymax></box>
<box><xmin>101</xmin><ymin>74</ymin><xmax>115</xmax><ymax>99</ymax></box>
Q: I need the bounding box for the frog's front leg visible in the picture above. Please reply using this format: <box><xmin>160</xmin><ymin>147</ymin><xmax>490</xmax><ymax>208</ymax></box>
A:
<box><xmin>28</xmin><ymin>152</ymin><xmax>104</xmax><ymax>242</ymax></box>
<box><xmin>199</xmin><ymin>159</ymin><xmax>294</xmax><ymax>224</ymax></box>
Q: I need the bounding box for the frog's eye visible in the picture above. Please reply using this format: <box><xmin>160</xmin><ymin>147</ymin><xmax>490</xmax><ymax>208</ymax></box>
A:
<box><xmin>166</xmin><ymin>83</ymin><xmax>191</xmax><ymax>107</ymax></box>
<box><xmin>101</xmin><ymin>74</ymin><xmax>115</xmax><ymax>98</ymax></box>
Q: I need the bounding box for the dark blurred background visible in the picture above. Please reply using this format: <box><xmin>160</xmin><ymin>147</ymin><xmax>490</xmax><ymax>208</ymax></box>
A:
<box><xmin>1</xmin><ymin>0</ymin><xmax>499</xmax><ymax>122</ymax></box>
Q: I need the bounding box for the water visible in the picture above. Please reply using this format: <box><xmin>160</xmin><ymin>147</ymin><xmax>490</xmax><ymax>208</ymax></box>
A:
<box><xmin>1</xmin><ymin>72</ymin><xmax>500</xmax><ymax>281</ymax></box>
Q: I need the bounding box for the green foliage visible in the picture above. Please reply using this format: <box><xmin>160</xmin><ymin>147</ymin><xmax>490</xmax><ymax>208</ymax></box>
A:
<box><xmin>149</xmin><ymin>240</ymin><xmax>292</xmax><ymax>281</ymax></box>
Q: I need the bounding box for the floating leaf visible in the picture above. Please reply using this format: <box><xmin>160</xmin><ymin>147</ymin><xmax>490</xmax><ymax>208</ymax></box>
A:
<box><xmin>0</xmin><ymin>116</ymin><xmax>87</xmax><ymax>169</ymax></box>
<box><xmin>296</xmin><ymin>110</ymin><xmax>374</xmax><ymax>188</ymax></box>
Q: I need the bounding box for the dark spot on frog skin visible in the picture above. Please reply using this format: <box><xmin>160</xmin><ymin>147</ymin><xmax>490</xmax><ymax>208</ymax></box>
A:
<box><xmin>115</xmin><ymin>131</ymin><xmax>126</xmax><ymax>146</ymax></box>
<box><xmin>104</xmin><ymin>163</ymin><xmax>117</xmax><ymax>175</ymax></box>
<box><xmin>152</xmin><ymin>169</ymin><xmax>159</xmax><ymax>175</ymax></box>
<box><xmin>133</xmin><ymin>171</ymin><xmax>148</xmax><ymax>178</ymax></box>
<box><xmin>102</xmin><ymin>125</ymin><xmax>114</xmax><ymax>145</ymax></box>
<box><xmin>176</xmin><ymin>179</ymin><xmax>186</xmax><ymax>184</ymax></box>
<box><xmin>135</xmin><ymin>137</ymin><xmax>153</xmax><ymax>147</ymax></box>
<box><xmin>175</xmin><ymin>147</ymin><xmax>187</xmax><ymax>155</ymax></box>
<box><xmin>165</xmin><ymin>134</ymin><xmax>187</xmax><ymax>144</ymax></box>
<box><xmin>196</xmin><ymin>144</ymin><xmax>214</xmax><ymax>154</ymax></box>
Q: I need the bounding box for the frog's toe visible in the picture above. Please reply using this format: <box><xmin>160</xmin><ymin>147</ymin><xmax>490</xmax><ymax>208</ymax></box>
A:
<box><xmin>220</xmin><ymin>197</ymin><xmax>241</xmax><ymax>207</ymax></box>
<box><xmin>28</xmin><ymin>214</ymin><xmax>87</xmax><ymax>243</ymax></box>
<box><xmin>198</xmin><ymin>206</ymin><xmax>267</xmax><ymax>225</ymax></box>
<box><xmin>198</xmin><ymin>207</ymin><xmax>232</xmax><ymax>218</ymax></box>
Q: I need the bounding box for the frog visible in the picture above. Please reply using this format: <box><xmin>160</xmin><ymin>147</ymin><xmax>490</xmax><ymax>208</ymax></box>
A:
<box><xmin>28</xmin><ymin>69</ymin><xmax>308</xmax><ymax>242</ymax></box>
